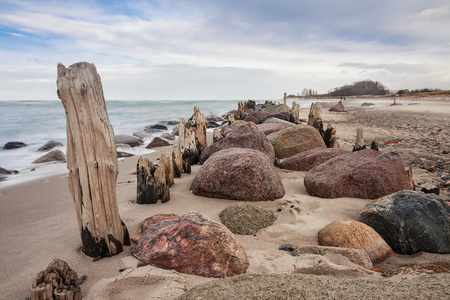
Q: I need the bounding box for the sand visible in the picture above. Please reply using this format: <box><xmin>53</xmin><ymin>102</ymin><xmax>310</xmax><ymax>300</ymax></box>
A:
<box><xmin>0</xmin><ymin>96</ymin><xmax>449</xmax><ymax>299</ymax></box>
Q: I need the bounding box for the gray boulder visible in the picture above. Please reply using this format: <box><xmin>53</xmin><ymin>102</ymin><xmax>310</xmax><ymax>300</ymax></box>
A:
<box><xmin>115</xmin><ymin>134</ymin><xmax>143</xmax><ymax>147</ymax></box>
<box><xmin>4</xmin><ymin>141</ymin><xmax>27</xmax><ymax>150</ymax></box>
<box><xmin>267</xmin><ymin>124</ymin><xmax>326</xmax><ymax>159</ymax></box>
<box><xmin>359</xmin><ymin>190</ymin><xmax>450</xmax><ymax>254</ymax></box>
<box><xmin>38</xmin><ymin>140</ymin><xmax>63</xmax><ymax>151</ymax></box>
<box><xmin>33</xmin><ymin>149</ymin><xmax>66</xmax><ymax>163</ymax></box>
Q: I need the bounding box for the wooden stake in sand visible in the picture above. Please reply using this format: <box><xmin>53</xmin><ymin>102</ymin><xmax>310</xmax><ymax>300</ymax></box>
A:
<box><xmin>178</xmin><ymin>107</ymin><xmax>208</xmax><ymax>168</ymax></box>
<box><xmin>353</xmin><ymin>126</ymin><xmax>367</xmax><ymax>151</ymax></box>
<box><xmin>57</xmin><ymin>62</ymin><xmax>130</xmax><ymax>258</ymax></box>
<box><xmin>136</xmin><ymin>156</ymin><xmax>170</xmax><ymax>204</ymax></box>
<box><xmin>308</xmin><ymin>102</ymin><xmax>325</xmax><ymax>138</ymax></box>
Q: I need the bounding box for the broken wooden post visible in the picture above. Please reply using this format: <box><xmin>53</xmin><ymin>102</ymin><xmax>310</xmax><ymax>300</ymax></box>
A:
<box><xmin>353</xmin><ymin>126</ymin><xmax>366</xmax><ymax>151</ymax></box>
<box><xmin>291</xmin><ymin>101</ymin><xmax>300</xmax><ymax>124</ymax></box>
<box><xmin>283</xmin><ymin>92</ymin><xmax>287</xmax><ymax>106</ymax></box>
<box><xmin>160</xmin><ymin>153</ymin><xmax>174</xmax><ymax>186</ymax></box>
<box><xmin>172</xmin><ymin>145</ymin><xmax>183</xmax><ymax>177</ymax></box>
<box><xmin>57</xmin><ymin>62</ymin><xmax>130</xmax><ymax>258</ymax></box>
<box><xmin>308</xmin><ymin>102</ymin><xmax>325</xmax><ymax>138</ymax></box>
<box><xmin>213</xmin><ymin>128</ymin><xmax>224</xmax><ymax>143</ymax></box>
<box><xmin>178</xmin><ymin>107</ymin><xmax>208</xmax><ymax>168</ymax></box>
<box><xmin>136</xmin><ymin>156</ymin><xmax>170</xmax><ymax>204</ymax></box>
<box><xmin>31</xmin><ymin>258</ymin><xmax>81</xmax><ymax>300</ymax></box>
<box><xmin>324</xmin><ymin>122</ymin><xmax>339</xmax><ymax>148</ymax></box>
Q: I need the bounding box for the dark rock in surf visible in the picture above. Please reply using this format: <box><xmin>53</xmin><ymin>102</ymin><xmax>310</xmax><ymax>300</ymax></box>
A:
<box><xmin>3</xmin><ymin>141</ymin><xmax>27</xmax><ymax>150</ymax></box>
<box><xmin>38</xmin><ymin>140</ymin><xmax>63</xmax><ymax>151</ymax></box>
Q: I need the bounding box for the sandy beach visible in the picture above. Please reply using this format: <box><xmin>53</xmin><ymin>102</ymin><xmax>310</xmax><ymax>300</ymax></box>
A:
<box><xmin>1</xmin><ymin>96</ymin><xmax>449</xmax><ymax>299</ymax></box>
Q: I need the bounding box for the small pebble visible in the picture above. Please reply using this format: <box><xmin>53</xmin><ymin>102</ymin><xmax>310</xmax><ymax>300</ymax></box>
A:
<box><xmin>78</xmin><ymin>275</ymin><xmax>88</xmax><ymax>285</ymax></box>
<box><xmin>119</xmin><ymin>268</ymin><xmax>127</xmax><ymax>272</ymax></box>
<box><xmin>276</xmin><ymin>208</ymin><xmax>282</xmax><ymax>212</ymax></box>
<box><xmin>279</xmin><ymin>244</ymin><xmax>295</xmax><ymax>252</ymax></box>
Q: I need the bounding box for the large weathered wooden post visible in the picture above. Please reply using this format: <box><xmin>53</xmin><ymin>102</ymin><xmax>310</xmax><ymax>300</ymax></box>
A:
<box><xmin>57</xmin><ymin>62</ymin><xmax>130</xmax><ymax>258</ymax></box>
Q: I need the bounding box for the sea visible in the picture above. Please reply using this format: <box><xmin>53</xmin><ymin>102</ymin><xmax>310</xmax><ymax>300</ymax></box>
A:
<box><xmin>0</xmin><ymin>98</ymin><xmax>319</xmax><ymax>187</ymax></box>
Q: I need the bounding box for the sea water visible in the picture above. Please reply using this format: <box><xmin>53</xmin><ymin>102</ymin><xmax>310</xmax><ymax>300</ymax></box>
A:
<box><xmin>0</xmin><ymin>98</ymin><xmax>319</xmax><ymax>187</ymax></box>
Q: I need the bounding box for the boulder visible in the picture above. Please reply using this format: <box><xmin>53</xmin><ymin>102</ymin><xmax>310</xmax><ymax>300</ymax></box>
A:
<box><xmin>243</xmin><ymin>116</ymin><xmax>260</xmax><ymax>124</ymax></box>
<box><xmin>33</xmin><ymin>149</ymin><xmax>66</xmax><ymax>164</ymax></box>
<box><xmin>0</xmin><ymin>167</ymin><xmax>12</xmax><ymax>176</ymax></box>
<box><xmin>219</xmin><ymin>203</ymin><xmax>278</xmax><ymax>235</ymax></box>
<box><xmin>207</xmin><ymin>121</ymin><xmax>221</xmax><ymax>128</ymax></box>
<box><xmin>261</xmin><ymin>117</ymin><xmax>294</xmax><ymax>126</ymax></box>
<box><xmin>318</xmin><ymin>218</ymin><xmax>395</xmax><ymax>264</ymax></box>
<box><xmin>117</xmin><ymin>151</ymin><xmax>134</xmax><ymax>158</ymax></box>
<box><xmin>160</xmin><ymin>132</ymin><xmax>175</xmax><ymax>140</ymax></box>
<box><xmin>359</xmin><ymin>190</ymin><xmax>450</xmax><ymax>254</ymax></box>
<box><xmin>248</xmin><ymin>110</ymin><xmax>269</xmax><ymax>123</ymax></box>
<box><xmin>133</xmin><ymin>211</ymin><xmax>249</xmax><ymax>278</ymax></box>
<box><xmin>3</xmin><ymin>141</ymin><xmax>27</xmax><ymax>149</ymax></box>
<box><xmin>38</xmin><ymin>140</ymin><xmax>63</xmax><ymax>151</ymax></box>
<box><xmin>116</xmin><ymin>143</ymin><xmax>131</xmax><ymax>150</ymax></box>
<box><xmin>146</xmin><ymin>137</ymin><xmax>171</xmax><ymax>149</ymax></box>
<box><xmin>263</xmin><ymin>103</ymin><xmax>290</xmax><ymax>114</ymax></box>
<box><xmin>328</xmin><ymin>102</ymin><xmax>345</xmax><ymax>112</ymax></box>
<box><xmin>267</xmin><ymin>124</ymin><xmax>326</xmax><ymax>159</ymax></box>
<box><xmin>206</xmin><ymin>115</ymin><xmax>226</xmax><ymax>122</ymax></box>
<box><xmin>115</xmin><ymin>134</ymin><xmax>143</xmax><ymax>147</ymax></box>
<box><xmin>292</xmin><ymin>245</ymin><xmax>373</xmax><ymax>269</ymax></box>
<box><xmin>200</xmin><ymin>122</ymin><xmax>275</xmax><ymax>163</ymax></box>
<box><xmin>279</xmin><ymin>148</ymin><xmax>345</xmax><ymax>171</ymax></box>
<box><xmin>361</xmin><ymin>103</ymin><xmax>375</xmax><ymax>107</ymax></box>
<box><xmin>304</xmin><ymin>149</ymin><xmax>412</xmax><ymax>199</ymax></box>
<box><xmin>142</xmin><ymin>214</ymin><xmax>179</xmax><ymax>232</ymax></box>
<box><xmin>144</xmin><ymin>124</ymin><xmax>168</xmax><ymax>133</ymax></box>
<box><xmin>260</xmin><ymin>113</ymin><xmax>290</xmax><ymax>124</ymax></box>
<box><xmin>257</xmin><ymin>123</ymin><xmax>291</xmax><ymax>135</ymax></box>
<box><xmin>191</xmin><ymin>148</ymin><xmax>285</xmax><ymax>201</ymax></box>
<box><xmin>133</xmin><ymin>131</ymin><xmax>152</xmax><ymax>139</ymax></box>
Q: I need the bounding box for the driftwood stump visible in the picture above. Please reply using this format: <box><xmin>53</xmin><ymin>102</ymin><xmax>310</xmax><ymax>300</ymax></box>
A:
<box><xmin>308</xmin><ymin>102</ymin><xmax>325</xmax><ymax>138</ymax></box>
<box><xmin>57</xmin><ymin>62</ymin><xmax>130</xmax><ymax>258</ymax></box>
<box><xmin>160</xmin><ymin>153</ymin><xmax>174</xmax><ymax>186</ymax></box>
<box><xmin>213</xmin><ymin>128</ymin><xmax>224</xmax><ymax>143</ymax></box>
<box><xmin>172</xmin><ymin>145</ymin><xmax>183</xmax><ymax>177</ymax></box>
<box><xmin>291</xmin><ymin>101</ymin><xmax>300</xmax><ymax>124</ymax></box>
<box><xmin>136</xmin><ymin>156</ymin><xmax>170</xmax><ymax>204</ymax></box>
<box><xmin>31</xmin><ymin>258</ymin><xmax>81</xmax><ymax>300</ymax></box>
<box><xmin>178</xmin><ymin>107</ymin><xmax>208</xmax><ymax>168</ymax></box>
<box><xmin>324</xmin><ymin>122</ymin><xmax>339</xmax><ymax>148</ymax></box>
<box><xmin>353</xmin><ymin>126</ymin><xmax>367</xmax><ymax>151</ymax></box>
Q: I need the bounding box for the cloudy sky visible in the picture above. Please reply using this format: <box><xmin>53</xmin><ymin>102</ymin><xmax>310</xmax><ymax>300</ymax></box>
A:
<box><xmin>0</xmin><ymin>0</ymin><xmax>449</xmax><ymax>100</ymax></box>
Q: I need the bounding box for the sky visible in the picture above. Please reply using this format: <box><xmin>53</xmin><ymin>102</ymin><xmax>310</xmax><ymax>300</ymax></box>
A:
<box><xmin>0</xmin><ymin>0</ymin><xmax>449</xmax><ymax>100</ymax></box>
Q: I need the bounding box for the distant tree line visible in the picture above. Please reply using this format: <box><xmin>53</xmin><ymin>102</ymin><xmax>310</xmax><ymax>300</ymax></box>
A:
<box><xmin>328</xmin><ymin>80</ymin><xmax>389</xmax><ymax>96</ymax></box>
<box><xmin>396</xmin><ymin>88</ymin><xmax>442</xmax><ymax>95</ymax></box>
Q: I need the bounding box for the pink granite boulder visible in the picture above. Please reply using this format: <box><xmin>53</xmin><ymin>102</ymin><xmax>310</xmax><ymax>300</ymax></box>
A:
<box><xmin>200</xmin><ymin>122</ymin><xmax>275</xmax><ymax>163</ymax></box>
<box><xmin>257</xmin><ymin>123</ymin><xmax>292</xmax><ymax>135</ymax></box>
<box><xmin>279</xmin><ymin>148</ymin><xmax>345</xmax><ymax>171</ymax></box>
<box><xmin>304</xmin><ymin>149</ymin><xmax>412</xmax><ymax>199</ymax></box>
<box><xmin>318</xmin><ymin>218</ymin><xmax>395</xmax><ymax>265</ymax></box>
<box><xmin>329</xmin><ymin>102</ymin><xmax>345</xmax><ymax>112</ymax></box>
<box><xmin>192</xmin><ymin>148</ymin><xmax>285</xmax><ymax>201</ymax></box>
<box><xmin>146</xmin><ymin>137</ymin><xmax>170</xmax><ymax>149</ymax></box>
<box><xmin>142</xmin><ymin>214</ymin><xmax>179</xmax><ymax>231</ymax></box>
<box><xmin>133</xmin><ymin>211</ymin><xmax>249</xmax><ymax>278</ymax></box>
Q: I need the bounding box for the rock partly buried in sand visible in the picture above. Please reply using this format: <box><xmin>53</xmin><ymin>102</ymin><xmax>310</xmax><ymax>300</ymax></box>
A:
<box><xmin>260</xmin><ymin>112</ymin><xmax>290</xmax><ymax>123</ymax></box>
<box><xmin>257</xmin><ymin>122</ymin><xmax>292</xmax><ymax>135</ymax></box>
<box><xmin>328</xmin><ymin>102</ymin><xmax>345</xmax><ymax>112</ymax></box>
<box><xmin>279</xmin><ymin>148</ymin><xmax>345</xmax><ymax>171</ymax></box>
<box><xmin>200</xmin><ymin>122</ymin><xmax>275</xmax><ymax>163</ymax></box>
<box><xmin>117</xmin><ymin>151</ymin><xmax>134</xmax><ymax>158</ymax></box>
<box><xmin>33</xmin><ymin>149</ymin><xmax>66</xmax><ymax>164</ymax></box>
<box><xmin>248</xmin><ymin>110</ymin><xmax>269</xmax><ymax>123</ymax></box>
<box><xmin>144</xmin><ymin>124</ymin><xmax>168</xmax><ymax>133</ymax></box>
<box><xmin>38</xmin><ymin>140</ymin><xmax>63</xmax><ymax>151</ymax></box>
<box><xmin>359</xmin><ymin>190</ymin><xmax>450</xmax><ymax>255</ymax></box>
<box><xmin>219</xmin><ymin>203</ymin><xmax>278</xmax><ymax>235</ymax></box>
<box><xmin>304</xmin><ymin>149</ymin><xmax>412</xmax><ymax>199</ymax></box>
<box><xmin>145</xmin><ymin>136</ymin><xmax>171</xmax><ymax>149</ymax></box>
<box><xmin>115</xmin><ymin>134</ymin><xmax>143</xmax><ymax>147</ymax></box>
<box><xmin>3</xmin><ymin>141</ymin><xmax>27</xmax><ymax>149</ymax></box>
<box><xmin>292</xmin><ymin>245</ymin><xmax>373</xmax><ymax>269</ymax></box>
<box><xmin>267</xmin><ymin>124</ymin><xmax>326</xmax><ymax>159</ymax></box>
<box><xmin>191</xmin><ymin>148</ymin><xmax>285</xmax><ymax>201</ymax></box>
<box><xmin>31</xmin><ymin>258</ymin><xmax>81</xmax><ymax>300</ymax></box>
<box><xmin>133</xmin><ymin>211</ymin><xmax>249</xmax><ymax>278</ymax></box>
<box><xmin>318</xmin><ymin>218</ymin><xmax>395</xmax><ymax>265</ymax></box>
<box><xmin>141</xmin><ymin>213</ymin><xmax>179</xmax><ymax>232</ymax></box>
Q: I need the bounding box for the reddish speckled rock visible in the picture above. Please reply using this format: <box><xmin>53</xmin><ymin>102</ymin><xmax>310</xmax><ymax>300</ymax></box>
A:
<box><xmin>304</xmin><ymin>149</ymin><xmax>412</xmax><ymax>199</ymax></box>
<box><xmin>257</xmin><ymin>123</ymin><xmax>292</xmax><ymax>135</ymax></box>
<box><xmin>318</xmin><ymin>218</ymin><xmax>395</xmax><ymax>265</ymax></box>
<box><xmin>267</xmin><ymin>124</ymin><xmax>326</xmax><ymax>159</ymax></box>
<box><xmin>329</xmin><ymin>102</ymin><xmax>345</xmax><ymax>112</ymax></box>
<box><xmin>142</xmin><ymin>214</ymin><xmax>179</xmax><ymax>231</ymax></box>
<box><xmin>133</xmin><ymin>211</ymin><xmax>249</xmax><ymax>278</ymax></box>
<box><xmin>192</xmin><ymin>148</ymin><xmax>285</xmax><ymax>201</ymax></box>
<box><xmin>243</xmin><ymin>116</ymin><xmax>260</xmax><ymax>124</ymax></box>
<box><xmin>200</xmin><ymin>122</ymin><xmax>275</xmax><ymax>163</ymax></box>
<box><xmin>146</xmin><ymin>137</ymin><xmax>170</xmax><ymax>149</ymax></box>
<box><xmin>280</xmin><ymin>147</ymin><xmax>345</xmax><ymax>171</ymax></box>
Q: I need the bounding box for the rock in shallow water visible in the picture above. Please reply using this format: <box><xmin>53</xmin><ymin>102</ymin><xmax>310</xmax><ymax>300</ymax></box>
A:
<box><xmin>33</xmin><ymin>149</ymin><xmax>66</xmax><ymax>164</ymax></box>
<box><xmin>38</xmin><ymin>140</ymin><xmax>63</xmax><ymax>151</ymax></box>
<box><xmin>191</xmin><ymin>148</ymin><xmax>285</xmax><ymax>201</ymax></box>
<box><xmin>3</xmin><ymin>141</ymin><xmax>27</xmax><ymax>149</ymax></box>
<box><xmin>133</xmin><ymin>211</ymin><xmax>249</xmax><ymax>278</ymax></box>
<box><xmin>359</xmin><ymin>190</ymin><xmax>450</xmax><ymax>254</ymax></box>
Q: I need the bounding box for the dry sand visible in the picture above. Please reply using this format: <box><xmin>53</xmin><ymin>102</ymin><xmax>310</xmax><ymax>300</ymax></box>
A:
<box><xmin>0</xmin><ymin>97</ymin><xmax>449</xmax><ymax>299</ymax></box>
